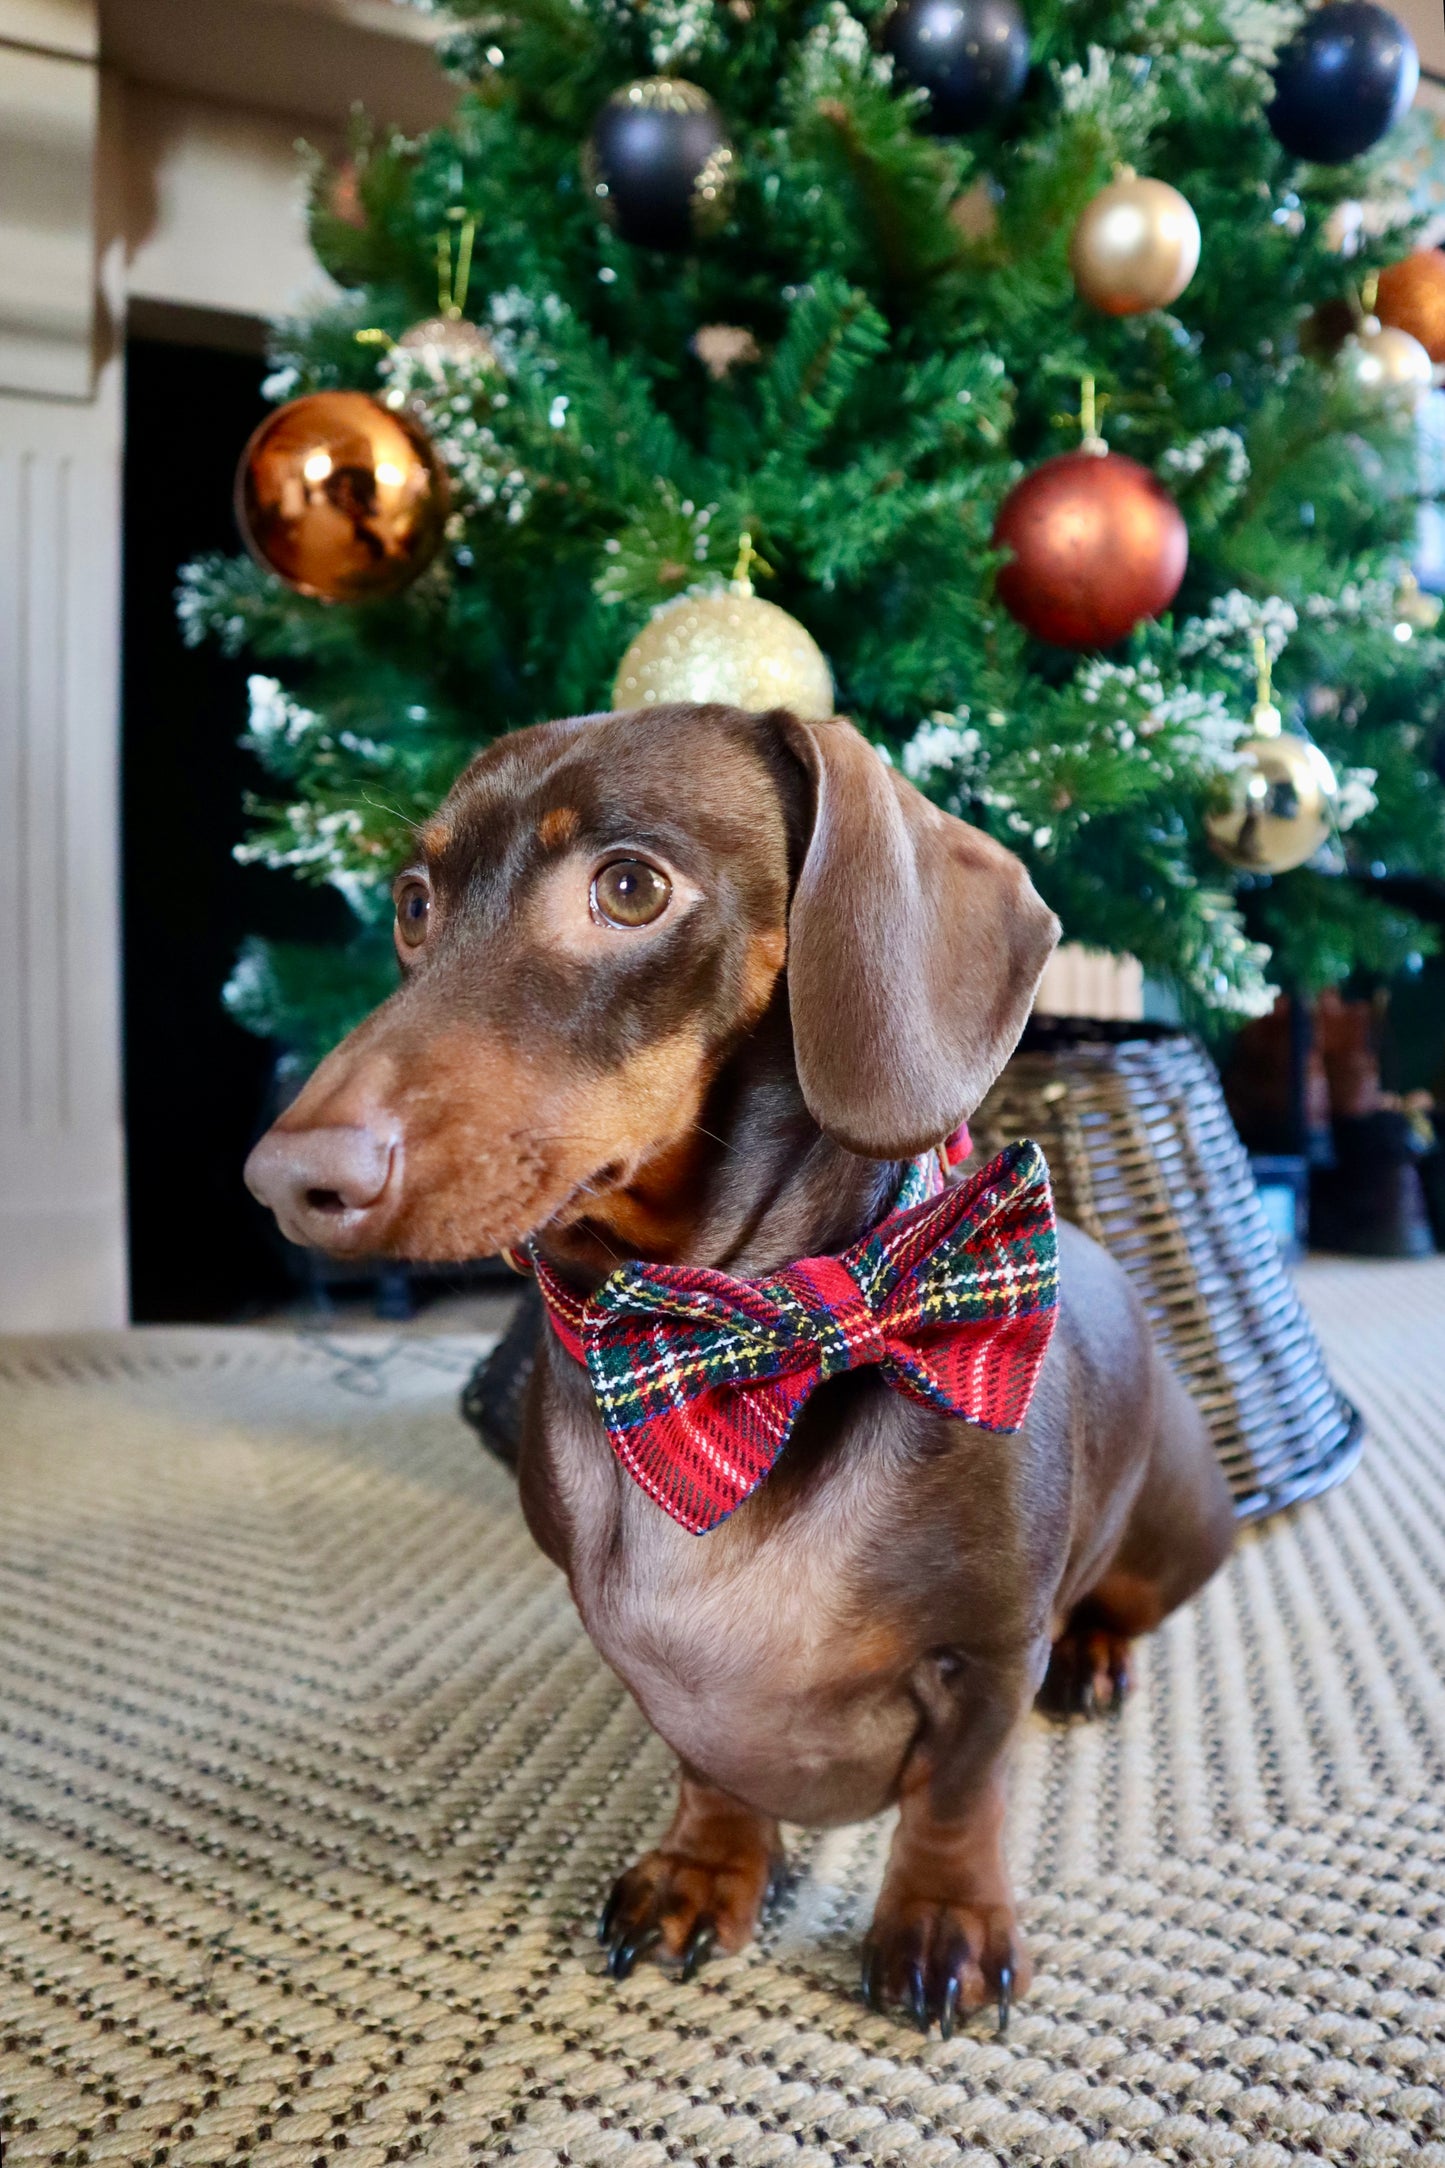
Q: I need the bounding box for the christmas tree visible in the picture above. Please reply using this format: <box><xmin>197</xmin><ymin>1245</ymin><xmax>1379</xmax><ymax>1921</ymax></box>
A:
<box><xmin>180</xmin><ymin>0</ymin><xmax>1445</xmax><ymax>1065</ymax></box>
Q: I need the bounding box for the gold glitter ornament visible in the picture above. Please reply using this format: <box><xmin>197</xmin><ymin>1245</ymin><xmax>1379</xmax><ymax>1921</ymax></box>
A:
<box><xmin>611</xmin><ymin>537</ymin><xmax>833</xmax><ymax>718</ymax></box>
<box><xmin>1205</xmin><ymin>637</ymin><xmax>1338</xmax><ymax>875</ymax></box>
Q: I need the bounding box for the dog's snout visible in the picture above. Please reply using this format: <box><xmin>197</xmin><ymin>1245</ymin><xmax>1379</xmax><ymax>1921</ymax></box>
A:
<box><xmin>244</xmin><ymin>1124</ymin><xmax>396</xmax><ymax>1252</ymax></box>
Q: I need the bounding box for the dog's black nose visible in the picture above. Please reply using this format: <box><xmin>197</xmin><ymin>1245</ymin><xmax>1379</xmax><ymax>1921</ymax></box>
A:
<box><xmin>244</xmin><ymin>1124</ymin><xmax>396</xmax><ymax>1253</ymax></box>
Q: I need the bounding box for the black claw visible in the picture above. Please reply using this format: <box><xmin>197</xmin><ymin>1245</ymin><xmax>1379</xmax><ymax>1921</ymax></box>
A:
<box><xmin>939</xmin><ymin>1974</ymin><xmax>959</xmax><ymax>2042</ymax></box>
<box><xmin>995</xmin><ymin>1961</ymin><xmax>1013</xmax><ymax>2038</ymax></box>
<box><xmin>680</xmin><ymin>1918</ymin><xmax>716</xmax><ymax>1982</ymax></box>
<box><xmin>907</xmin><ymin>1961</ymin><xmax>929</xmax><ymax>2032</ymax></box>
<box><xmin>763</xmin><ymin>1856</ymin><xmax>789</xmax><ymax>1910</ymax></box>
<box><xmin>608</xmin><ymin>1923</ymin><xmax>660</xmax><ymax>1981</ymax></box>
<box><xmin>597</xmin><ymin>1884</ymin><xmax>624</xmax><ymax>1947</ymax></box>
<box><xmin>860</xmin><ymin>1942</ymin><xmax>884</xmax><ymax>2013</ymax></box>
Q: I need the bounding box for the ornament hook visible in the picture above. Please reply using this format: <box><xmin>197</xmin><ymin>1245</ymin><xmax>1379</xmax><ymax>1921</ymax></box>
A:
<box><xmin>1250</xmin><ymin>631</ymin><xmax>1282</xmax><ymax>737</ymax></box>
<box><xmin>730</xmin><ymin>530</ymin><xmax>774</xmax><ymax>595</ymax></box>
<box><xmin>438</xmin><ymin>212</ymin><xmax>479</xmax><ymax>321</ymax></box>
<box><xmin>1053</xmin><ymin>375</ymin><xmax>1110</xmax><ymax>455</ymax></box>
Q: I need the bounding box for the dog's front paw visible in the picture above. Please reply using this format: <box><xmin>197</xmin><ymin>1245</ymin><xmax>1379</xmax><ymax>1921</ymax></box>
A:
<box><xmin>597</xmin><ymin>1844</ymin><xmax>783</xmax><ymax>1983</ymax></box>
<box><xmin>861</xmin><ymin>1895</ymin><xmax>1031</xmax><ymax>2038</ymax></box>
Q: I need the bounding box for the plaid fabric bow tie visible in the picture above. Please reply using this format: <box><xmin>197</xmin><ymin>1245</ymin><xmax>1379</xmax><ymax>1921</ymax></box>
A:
<box><xmin>532</xmin><ymin>1138</ymin><xmax>1059</xmax><ymax>1535</ymax></box>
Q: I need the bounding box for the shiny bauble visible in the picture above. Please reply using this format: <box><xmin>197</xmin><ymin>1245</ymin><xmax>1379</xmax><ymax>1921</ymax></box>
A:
<box><xmin>585</xmin><ymin>79</ymin><xmax>734</xmax><ymax>251</ymax></box>
<box><xmin>1375</xmin><ymin>250</ymin><xmax>1445</xmax><ymax>364</ymax></box>
<box><xmin>612</xmin><ymin>587</ymin><xmax>834</xmax><ymax>718</ymax></box>
<box><xmin>1267</xmin><ymin>2</ymin><xmax>1418</xmax><ymax>165</ymax></box>
<box><xmin>1069</xmin><ymin>171</ymin><xmax>1200</xmax><ymax>316</ymax></box>
<box><xmin>1206</xmin><ymin>730</ymin><xmax>1338</xmax><ymax>874</ymax></box>
<box><xmin>235</xmin><ymin>391</ymin><xmax>448</xmax><ymax>603</ymax></box>
<box><xmin>992</xmin><ymin>448</ymin><xmax>1188</xmax><ymax>649</ymax></box>
<box><xmin>1341</xmin><ymin>315</ymin><xmax>1434</xmax><ymax>400</ymax></box>
<box><xmin>397</xmin><ymin>314</ymin><xmax>499</xmax><ymax>379</ymax></box>
<box><xmin>882</xmin><ymin>0</ymin><xmax>1030</xmax><ymax>134</ymax></box>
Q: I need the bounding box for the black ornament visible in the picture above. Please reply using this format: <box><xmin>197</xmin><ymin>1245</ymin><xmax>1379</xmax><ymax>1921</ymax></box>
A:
<box><xmin>1267</xmin><ymin>2</ymin><xmax>1419</xmax><ymax>165</ymax></box>
<box><xmin>883</xmin><ymin>0</ymin><xmax>1030</xmax><ymax>134</ymax></box>
<box><xmin>585</xmin><ymin>79</ymin><xmax>734</xmax><ymax>251</ymax></box>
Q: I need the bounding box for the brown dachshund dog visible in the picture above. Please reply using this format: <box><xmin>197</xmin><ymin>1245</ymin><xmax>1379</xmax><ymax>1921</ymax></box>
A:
<box><xmin>245</xmin><ymin>702</ymin><xmax>1235</xmax><ymax>2034</ymax></box>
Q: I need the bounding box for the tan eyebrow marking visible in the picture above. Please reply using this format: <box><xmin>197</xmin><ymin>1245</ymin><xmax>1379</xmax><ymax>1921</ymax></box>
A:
<box><xmin>420</xmin><ymin>821</ymin><xmax>451</xmax><ymax>856</ymax></box>
<box><xmin>538</xmin><ymin>806</ymin><xmax>581</xmax><ymax>850</ymax></box>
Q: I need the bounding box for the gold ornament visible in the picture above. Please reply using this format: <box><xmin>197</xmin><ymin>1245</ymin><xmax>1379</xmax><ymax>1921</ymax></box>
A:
<box><xmin>236</xmin><ymin>391</ymin><xmax>448</xmax><ymax>603</ymax></box>
<box><xmin>1394</xmin><ymin>570</ymin><xmax>1443</xmax><ymax>635</ymax></box>
<box><xmin>1206</xmin><ymin>637</ymin><xmax>1337</xmax><ymax>874</ymax></box>
<box><xmin>1069</xmin><ymin>170</ymin><xmax>1201</xmax><ymax>317</ymax></box>
<box><xmin>358</xmin><ymin>215</ymin><xmax>499</xmax><ymax>385</ymax></box>
<box><xmin>612</xmin><ymin>536</ymin><xmax>833</xmax><ymax>718</ymax></box>
<box><xmin>397</xmin><ymin>315</ymin><xmax>499</xmax><ymax>380</ymax></box>
<box><xmin>692</xmin><ymin>324</ymin><xmax>762</xmax><ymax>379</ymax></box>
<box><xmin>1341</xmin><ymin>313</ymin><xmax>1434</xmax><ymax>400</ymax></box>
<box><xmin>398</xmin><ymin>217</ymin><xmax>500</xmax><ymax>379</ymax></box>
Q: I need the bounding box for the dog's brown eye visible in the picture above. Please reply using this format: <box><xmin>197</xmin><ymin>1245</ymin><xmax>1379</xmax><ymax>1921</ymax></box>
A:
<box><xmin>591</xmin><ymin>858</ymin><xmax>671</xmax><ymax>929</ymax></box>
<box><xmin>394</xmin><ymin>878</ymin><xmax>431</xmax><ymax>948</ymax></box>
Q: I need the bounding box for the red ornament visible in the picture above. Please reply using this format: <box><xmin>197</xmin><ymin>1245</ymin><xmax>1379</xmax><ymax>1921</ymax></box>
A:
<box><xmin>993</xmin><ymin>449</ymin><xmax>1188</xmax><ymax>648</ymax></box>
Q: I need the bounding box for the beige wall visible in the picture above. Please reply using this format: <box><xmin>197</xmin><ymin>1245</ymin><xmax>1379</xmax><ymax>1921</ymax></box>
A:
<box><xmin>1397</xmin><ymin>0</ymin><xmax>1445</xmax><ymax>84</ymax></box>
<box><xmin>0</xmin><ymin>0</ymin><xmax>451</xmax><ymax>1329</ymax></box>
<box><xmin>123</xmin><ymin>85</ymin><xmax>339</xmax><ymax>325</ymax></box>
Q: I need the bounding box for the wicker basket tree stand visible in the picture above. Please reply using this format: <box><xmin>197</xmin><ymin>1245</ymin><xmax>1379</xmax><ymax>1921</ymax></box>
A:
<box><xmin>463</xmin><ymin>1021</ymin><xmax>1361</xmax><ymax>1523</ymax></box>
<box><xmin>969</xmin><ymin>1021</ymin><xmax>1361</xmax><ymax>1520</ymax></box>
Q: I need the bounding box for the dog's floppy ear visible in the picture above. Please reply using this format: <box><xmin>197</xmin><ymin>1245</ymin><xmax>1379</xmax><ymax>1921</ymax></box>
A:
<box><xmin>774</xmin><ymin>713</ymin><xmax>1059</xmax><ymax>1158</ymax></box>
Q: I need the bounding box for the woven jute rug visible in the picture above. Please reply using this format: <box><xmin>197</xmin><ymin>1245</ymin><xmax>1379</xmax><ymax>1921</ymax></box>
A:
<box><xmin>2</xmin><ymin>1264</ymin><xmax>1443</xmax><ymax>2168</ymax></box>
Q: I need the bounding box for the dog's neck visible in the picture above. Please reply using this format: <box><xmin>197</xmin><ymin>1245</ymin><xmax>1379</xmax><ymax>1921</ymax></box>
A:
<box><xmin>538</xmin><ymin>999</ymin><xmax>903</xmax><ymax>1286</ymax></box>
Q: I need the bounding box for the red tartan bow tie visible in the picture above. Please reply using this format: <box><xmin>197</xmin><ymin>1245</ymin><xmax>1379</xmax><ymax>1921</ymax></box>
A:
<box><xmin>532</xmin><ymin>1138</ymin><xmax>1059</xmax><ymax>1535</ymax></box>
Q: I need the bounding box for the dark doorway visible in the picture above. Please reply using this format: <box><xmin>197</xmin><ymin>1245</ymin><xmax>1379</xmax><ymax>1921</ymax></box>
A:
<box><xmin>121</xmin><ymin>331</ymin><xmax>349</xmax><ymax>1321</ymax></box>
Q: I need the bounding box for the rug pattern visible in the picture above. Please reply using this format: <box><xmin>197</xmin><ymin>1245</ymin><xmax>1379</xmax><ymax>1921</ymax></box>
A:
<box><xmin>1</xmin><ymin>1266</ymin><xmax>1444</xmax><ymax>2165</ymax></box>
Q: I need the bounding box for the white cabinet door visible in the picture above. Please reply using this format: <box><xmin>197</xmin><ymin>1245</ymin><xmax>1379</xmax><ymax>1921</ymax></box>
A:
<box><xmin>0</xmin><ymin>366</ymin><xmax>127</xmax><ymax>1328</ymax></box>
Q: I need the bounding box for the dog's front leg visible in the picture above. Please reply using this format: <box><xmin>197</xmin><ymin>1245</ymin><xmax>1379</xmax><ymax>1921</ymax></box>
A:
<box><xmin>598</xmin><ymin>1769</ymin><xmax>783</xmax><ymax>1983</ymax></box>
<box><xmin>863</xmin><ymin>1651</ymin><xmax>1040</xmax><ymax>2037</ymax></box>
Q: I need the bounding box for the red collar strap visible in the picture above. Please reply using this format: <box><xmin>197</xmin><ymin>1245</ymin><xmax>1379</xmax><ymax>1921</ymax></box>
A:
<box><xmin>530</xmin><ymin>1130</ymin><xmax>1059</xmax><ymax>1536</ymax></box>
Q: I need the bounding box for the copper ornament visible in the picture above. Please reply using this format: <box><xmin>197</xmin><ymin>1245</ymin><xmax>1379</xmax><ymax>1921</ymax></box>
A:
<box><xmin>236</xmin><ymin>391</ymin><xmax>449</xmax><ymax>603</ymax></box>
<box><xmin>1069</xmin><ymin>171</ymin><xmax>1201</xmax><ymax>317</ymax></box>
<box><xmin>993</xmin><ymin>448</ymin><xmax>1188</xmax><ymax>648</ymax></box>
<box><xmin>1375</xmin><ymin>250</ymin><xmax>1445</xmax><ymax>365</ymax></box>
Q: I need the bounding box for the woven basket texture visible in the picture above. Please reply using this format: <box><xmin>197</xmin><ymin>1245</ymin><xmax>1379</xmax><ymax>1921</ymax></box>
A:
<box><xmin>970</xmin><ymin>1026</ymin><xmax>1361</xmax><ymax>1520</ymax></box>
<box><xmin>2</xmin><ymin>1263</ymin><xmax>1443</xmax><ymax>2167</ymax></box>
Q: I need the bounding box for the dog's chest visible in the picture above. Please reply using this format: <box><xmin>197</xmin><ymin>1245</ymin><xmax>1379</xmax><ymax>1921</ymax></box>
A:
<box><xmin>544</xmin><ymin>1383</ymin><xmax>920</xmax><ymax>1822</ymax></box>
